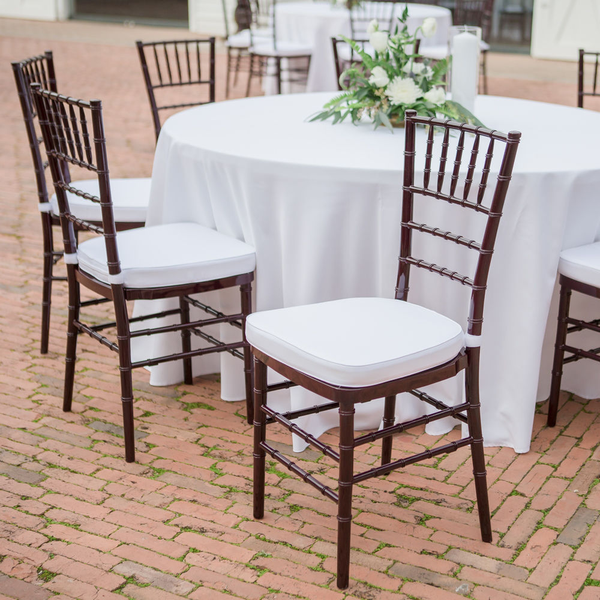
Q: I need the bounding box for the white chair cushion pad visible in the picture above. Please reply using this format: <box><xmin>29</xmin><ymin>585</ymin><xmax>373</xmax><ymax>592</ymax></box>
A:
<box><xmin>559</xmin><ymin>242</ymin><xmax>600</xmax><ymax>288</ymax></box>
<box><xmin>77</xmin><ymin>222</ymin><xmax>256</xmax><ymax>289</ymax></box>
<box><xmin>51</xmin><ymin>178</ymin><xmax>150</xmax><ymax>223</ymax></box>
<box><xmin>250</xmin><ymin>41</ymin><xmax>312</xmax><ymax>57</ymax></box>
<box><xmin>246</xmin><ymin>297</ymin><xmax>464</xmax><ymax>388</ymax></box>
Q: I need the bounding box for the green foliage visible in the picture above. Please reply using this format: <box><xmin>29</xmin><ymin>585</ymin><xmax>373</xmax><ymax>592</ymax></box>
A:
<box><xmin>310</xmin><ymin>12</ymin><xmax>483</xmax><ymax>131</ymax></box>
<box><xmin>183</xmin><ymin>401</ymin><xmax>216</xmax><ymax>412</ymax></box>
<box><xmin>36</xmin><ymin>568</ymin><xmax>56</xmax><ymax>583</ymax></box>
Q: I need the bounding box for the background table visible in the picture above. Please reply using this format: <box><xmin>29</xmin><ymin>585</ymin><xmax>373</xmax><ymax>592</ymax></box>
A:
<box><xmin>273</xmin><ymin>2</ymin><xmax>452</xmax><ymax>92</ymax></box>
<box><xmin>143</xmin><ymin>93</ymin><xmax>600</xmax><ymax>453</ymax></box>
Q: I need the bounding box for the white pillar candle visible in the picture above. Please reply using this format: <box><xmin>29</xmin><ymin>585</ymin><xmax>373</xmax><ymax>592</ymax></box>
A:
<box><xmin>451</xmin><ymin>31</ymin><xmax>480</xmax><ymax>113</ymax></box>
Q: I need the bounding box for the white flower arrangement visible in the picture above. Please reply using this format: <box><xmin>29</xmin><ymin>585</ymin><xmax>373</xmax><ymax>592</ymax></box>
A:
<box><xmin>311</xmin><ymin>8</ymin><xmax>483</xmax><ymax>131</ymax></box>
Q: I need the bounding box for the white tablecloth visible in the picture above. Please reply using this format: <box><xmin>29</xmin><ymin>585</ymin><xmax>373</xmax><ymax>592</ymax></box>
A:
<box><xmin>274</xmin><ymin>2</ymin><xmax>452</xmax><ymax>92</ymax></box>
<box><xmin>143</xmin><ymin>92</ymin><xmax>600</xmax><ymax>453</ymax></box>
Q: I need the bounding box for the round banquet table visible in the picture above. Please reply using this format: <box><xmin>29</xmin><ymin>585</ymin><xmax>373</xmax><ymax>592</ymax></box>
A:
<box><xmin>272</xmin><ymin>2</ymin><xmax>452</xmax><ymax>93</ymax></box>
<box><xmin>141</xmin><ymin>92</ymin><xmax>600</xmax><ymax>454</ymax></box>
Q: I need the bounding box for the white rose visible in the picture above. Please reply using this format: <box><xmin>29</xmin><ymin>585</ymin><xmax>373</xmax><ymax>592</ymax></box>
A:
<box><xmin>421</xmin><ymin>17</ymin><xmax>437</xmax><ymax>39</ymax></box>
<box><xmin>368</xmin><ymin>66</ymin><xmax>390</xmax><ymax>87</ymax></box>
<box><xmin>367</xmin><ymin>19</ymin><xmax>378</xmax><ymax>34</ymax></box>
<box><xmin>369</xmin><ymin>31</ymin><xmax>389</xmax><ymax>54</ymax></box>
<box><xmin>385</xmin><ymin>76</ymin><xmax>422</xmax><ymax>105</ymax></box>
<box><xmin>424</xmin><ymin>87</ymin><xmax>446</xmax><ymax>105</ymax></box>
<box><xmin>403</xmin><ymin>61</ymin><xmax>426</xmax><ymax>75</ymax></box>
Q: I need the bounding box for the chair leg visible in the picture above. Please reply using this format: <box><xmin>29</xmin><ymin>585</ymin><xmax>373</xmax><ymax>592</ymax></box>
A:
<box><xmin>226</xmin><ymin>47</ymin><xmax>232</xmax><ymax>99</ymax></box>
<box><xmin>465</xmin><ymin>346</ymin><xmax>492</xmax><ymax>542</ymax></box>
<box><xmin>337</xmin><ymin>402</ymin><xmax>355</xmax><ymax>590</ymax></box>
<box><xmin>114</xmin><ymin>287</ymin><xmax>135</xmax><ymax>463</ymax></box>
<box><xmin>253</xmin><ymin>356</ymin><xmax>267</xmax><ymax>519</ymax></box>
<box><xmin>241</xmin><ymin>282</ymin><xmax>253</xmax><ymax>424</ymax></box>
<box><xmin>482</xmin><ymin>50</ymin><xmax>488</xmax><ymax>95</ymax></box>
<box><xmin>233</xmin><ymin>49</ymin><xmax>243</xmax><ymax>87</ymax></box>
<box><xmin>179</xmin><ymin>296</ymin><xmax>193</xmax><ymax>386</ymax></box>
<box><xmin>276</xmin><ymin>58</ymin><xmax>282</xmax><ymax>95</ymax></box>
<box><xmin>548</xmin><ymin>283</ymin><xmax>572</xmax><ymax>427</ymax></box>
<box><xmin>246</xmin><ymin>54</ymin><xmax>255</xmax><ymax>97</ymax></box>
<box><xmin>381</xmin><ymin>395</ymin><xmax>396</xmax><ymax>466</ymax></box>
<box><xmin>62</xmin><ymin>265</ymin><xmax>80</xmax><ymax>412</ymax></box>
<box><xmin>40</xmin><ymin>216</ymin><xmax>54</xmax><ymax>355</ymax></box>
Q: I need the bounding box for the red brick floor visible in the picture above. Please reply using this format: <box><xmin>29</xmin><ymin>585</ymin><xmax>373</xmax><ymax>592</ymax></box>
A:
<box><xmin>1</xmin><ymin>18</ymin><xmax>600</xmax><ymax>600</ymax></box>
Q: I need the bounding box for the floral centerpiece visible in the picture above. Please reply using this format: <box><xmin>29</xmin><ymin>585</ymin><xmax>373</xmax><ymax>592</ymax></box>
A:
<box><xmin>311</xmin><ymin>8</ymin><xmax>484</xmax><ymax>131</ymax></box>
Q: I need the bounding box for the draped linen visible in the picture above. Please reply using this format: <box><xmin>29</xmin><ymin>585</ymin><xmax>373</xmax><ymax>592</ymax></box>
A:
<box><xmin>139</xmin><ymin>93</ymin><xmax>600</xmax><ymax>453</ymax></box>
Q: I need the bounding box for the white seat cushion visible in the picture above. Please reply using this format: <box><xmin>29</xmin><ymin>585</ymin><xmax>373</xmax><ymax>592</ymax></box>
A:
<box><xmin>250</xmin><ymin>41</ymin><xmax>312</xmax><ymax>57</ymax></box>
<box><xmin>559</xmin><ymin>242</ymin><xmax>600</xmax><ymax>288</ymax></box>
<box><xmin>51</xmin><ymin>178</ymin><xmax>150</xmax><ymax>224</ymax></box>
<box><xmin>246</xmin><ymin>297</ymin><xmax>464</xmax><ymax>388</ymax></box>
<box><xmin>77</xmin><ymin>222</ymin><xmax>256</xmax><ymax>289</ymax></box>
<box><xmin>226</xmin><ymin>28</ymin><xmax>272</xmax><ymax>48</ymax></box>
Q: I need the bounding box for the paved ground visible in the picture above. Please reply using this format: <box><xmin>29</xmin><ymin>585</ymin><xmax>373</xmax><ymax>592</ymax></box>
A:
<box><xmin>1</xmin><ymin>16</ymin><xmax>600</xmax><ymax>600</ymax></box>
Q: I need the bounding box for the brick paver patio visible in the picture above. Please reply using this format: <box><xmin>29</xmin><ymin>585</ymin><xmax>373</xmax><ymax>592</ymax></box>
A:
<box><xmin>1</xmin><ymin>17</ymin><xmax>600</xmax><ymax>600</ymax></box>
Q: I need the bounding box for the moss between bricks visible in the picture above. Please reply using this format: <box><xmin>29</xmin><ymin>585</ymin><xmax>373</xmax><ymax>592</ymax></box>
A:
<box><xmin>36</xmin><ymin>568</ymin><xmax>56</xmax><ymax>583</ymax></box>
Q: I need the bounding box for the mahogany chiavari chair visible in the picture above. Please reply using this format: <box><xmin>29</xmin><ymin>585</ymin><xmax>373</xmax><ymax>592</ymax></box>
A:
<box><xmin>577</xmin><ymin>49</ymin><xmax>600</xmax><ymax>108</ymax></box>
<box><xmin>31</xmin><ymin>83</ymin><xmax>255</xmax><ymax>463</ymax></box>
<box><xmin>247</xmin><ymin>110</ymin><xmax>521</xmax><ymax>588</ymax></box>
<box><xmin>136</xmin><ymin>39</ymin><xmax>216</xmax><ymax>141</ymax></box>
<box><xmin>245</xmin><ymin>0</ymin><xmax>312</xmax><ymax>96</ymax></box>
<box><xmin>222</xmin><ymin>0</ymin><xmax>273</xmax><ymax>98</ymax></box>
<box><xmin>12</xmin><ymin>51</ymin><xmax>150</xmax><ymax>355</ymax></box>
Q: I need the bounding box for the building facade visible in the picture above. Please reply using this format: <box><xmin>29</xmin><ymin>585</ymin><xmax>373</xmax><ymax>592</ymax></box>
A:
<box><xmin>1</xmin><ymin>0</ymin><xmax>599</xmax><ymax>61</ymax></box>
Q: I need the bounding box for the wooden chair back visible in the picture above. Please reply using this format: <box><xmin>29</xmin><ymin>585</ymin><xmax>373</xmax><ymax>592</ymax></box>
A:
<box><xmin>11</xmin><ymin>51</ymin><xmax>59</xmax><ymax>209</ymax></box>
<box><xmin>136</xmin><ymin>39</ymin><xmax>216</xmax><ymax>141</ymax></box>
<box><xmin>350</xmin><ymin>0</ymin><xmax>399</xmax><ymax>40</ymax></box>
<box><xmin>399</xmin><ymin>110</ymin><xmax>521</xmax><ymax>338</ymax></box>
<box><xmin>454</xmin><ymin>0</ymin><xmax>494</xmax><ymax>41</ymax></box>
<box><xmin>31</xmin><ymin>84</ymin><xmax>122</xmax><ymax>283</ymax></box>
<box><xmin>578</xmin><ymin>49</ymin><xmax>600</xmax><ymax>108</ymax></box>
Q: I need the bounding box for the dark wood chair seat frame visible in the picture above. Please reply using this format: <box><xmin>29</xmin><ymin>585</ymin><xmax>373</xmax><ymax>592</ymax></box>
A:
<box><xmin>12</xmin><ymin>51</ymin><xmax>144</xmax><ymax>355</ymax></box>
<box><xmin>577</xmin><ymin>49</ymin><xmax>600</xmax><ymax>108</ymax></box>
<box><xmin>32</xmin><ymin>84</ymin><xmax>254</xmax><ymax>463</ymax></box>
<box><xmin>251</xmin><ymin>110</ymin><xmax>521</xmax><ymax>589</ymax></box>
<box><xmin>547</xmin><ymin>275</ymin><xmax>600</xmax><ymax>426</ymax></box>
<box><xmin>136</xmin><ymin>39</ymin><xmax>216</xmax><ymax>141</ymax></box>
